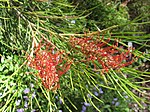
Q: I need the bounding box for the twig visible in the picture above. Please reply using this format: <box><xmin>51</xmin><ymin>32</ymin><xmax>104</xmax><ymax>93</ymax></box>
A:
<box><xmin>58</xmin><ymin>25</ymin><xmax>119</xmax><ymax>37</ymax></box>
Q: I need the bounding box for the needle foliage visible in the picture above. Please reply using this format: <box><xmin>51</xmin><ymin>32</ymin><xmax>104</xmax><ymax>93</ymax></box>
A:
<box><xmin>0</xmin><ymin>0</ymin><xmax>150</xmax><ymax>112</ymax></box>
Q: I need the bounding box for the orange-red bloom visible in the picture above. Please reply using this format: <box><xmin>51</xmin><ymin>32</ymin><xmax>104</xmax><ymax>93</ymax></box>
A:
<box><xmin>70</xmin><ymin>36</ymin><xmax>134</xmax><ymax>72</ymax></box>
<box><xmin>28</xmin><ymin>42</ymin><xmax>71</xmax><ymax>90</ymax></box>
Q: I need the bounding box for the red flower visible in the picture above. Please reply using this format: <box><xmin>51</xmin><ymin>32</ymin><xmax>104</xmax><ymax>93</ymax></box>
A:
<box><xmin>28</xmin><ymin>41</ymin><xmax>71</xmax><ymax>90</ymax></box>
<box><xmin>70</xmin><ymin>36</ymin><xmax>134</xmax><ymax>72</ymax></box>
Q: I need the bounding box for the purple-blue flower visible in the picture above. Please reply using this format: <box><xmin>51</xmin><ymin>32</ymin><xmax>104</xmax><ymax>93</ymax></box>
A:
<box><xmin>94</xmin><ymin>91</ymin><xmax>99</xmax><ymax>96</ymax></box>
<box><xmin>99</xmin><ymin>88</ymin><xmax>103</xmax><ymax>94</ymax></box>
<box><xmin>82</xmin><ymin>105</ymin><xmax>86</xmax><ymax>111</ymax></box>
<box><xmin>59</xmin><ymin>99</ymin><xmax>63</xmax><ymax>104</ymax></box>
<box><xmin>81</xmin><ymin>110</ymin><xmax>85</xmax><ymax>112</ymax></box>
<box><xmin>113</xmin><ymin>98</ymin><xmax>118</xmax><ymax>101</ymax></box>
<box><xmin>124</xmin><ymin>95</ymin><xmax>128</xmax><ymax>99</ymax></box>
<box><xmin>24</xmin><ymin>101</ymin><xmax>28</xmax><ymax>108</ymax></box>
<box><xmin>17</xmin><ymin>108</ymin><xmax>24</xmax><ymax>112</ymax></box>
<box><xmin>87</xmin><ymin>94</ymin><xmax>92</xmax><ymax>98</ymax></box>
<box><xmin>84</xmin><ymin>102</ymin><xmax>90</xmax><ymax>106</ymax></box>
<box><xmin>59</xmin><ymin>110</ymin><xmax>63</xmax><ymax>112</ymax></box>
<box><xmin>23</xmin><ymin>88</ymin><xmax>30</xmax><ymax>94</ymax></box>
<box><xmin>115</xmin><ymin>102</ymin><xmax>120</xmax><ymax>106</ymax></box>
<box><xmin>32</xmin><ymin>91</ymin><xmax>36</xmax><ymax>98</ymax></box>
<box><xmin>55</xmin><ymin>96</ymin><xmax>58</xmax><ymax>99</ymax></box>
<box><xmin>23</xmin><ymin>96</ymin><xmax>29</xmax><ymax>100</ymax></box>
<box><xmin>112</xmin><ymin>101</ymin><xmax>115</xmax><ymax>104</ymax></box>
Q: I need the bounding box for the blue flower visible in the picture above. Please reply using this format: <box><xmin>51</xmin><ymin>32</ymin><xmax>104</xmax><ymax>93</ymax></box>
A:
<box><xmin>124</xmin><ymin>95</ymin><xmax>128</xmax><ymax>99</ymax></box>
<box><xmin>112</xmin><ymin>101</ymin><xmax>115</xmax><ymax>104</ymax></box>
<box><xmin>99</xmin><ymin>88</ymin><xmax>104</xmax><ymax>94</ymax></box>
<box><xmin>82</xmin><ymin>105</ymin><xmax>86</xmax><ymax>111</ymax></box>
<box><xmin>17</xmin><ymin>108</ymin><xmax>24</xmax><ymax>112</ymax></box>
<box><xmin>32</xmin><ymin>91</ymin><xmax>36</xmax><ymax>98</ymax></box>
<box><xmin>84</xmin><ymin>102</ymin><xmax>90</xmax><ymax>106</ymax></box>
<box><xmin>94</xmin><ymin>91</ymin><xmax>99</xmax><ymax>96</ymax></box>
<box><xmin>24</xmin><ymin>101</ymin><xmax>28</xmax><ymax>108</ymax></box>
<box><xmin>87</xmin><ymin>94</ymin><xmax>92</xmax><ymax>98</ymax></box>
<box><xmin>23</xmin><ymin>88</ymin><xmax>30</xmax><ymax>94</ymax></box>
<box><xmin>115</xmin><ymin>102</ymin><xmax>120</xmax><ymax>106</ymax></box>
<box><xmin>59</xmin><ymin>99</ymin><xmax>63</xmax><ymax>104</ymax></box>
<box><xmin>55</xmin><ymin>96</ymin><xmax>58</xmax><ymax>99</ymax></box>
<box><xmin>23</xmin><ymin>96</ymin><xmax>29</xmax><ymax>100</ymax></box>
<box><xmin>81</xmin><ymin>110</ymin><xmax>86</xmax><ymax>112</ymax></box>
<box><xmin>113</xmin><ymin>98</ymin><xmax>118</xmax><ymax>101</ymax></box>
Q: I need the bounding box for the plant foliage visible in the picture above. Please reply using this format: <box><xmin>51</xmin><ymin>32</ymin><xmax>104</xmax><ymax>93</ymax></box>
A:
<box><xmin>0</xmin><ymin>0</ymin><xmax>150</xmax><ymax>112</ymax></box>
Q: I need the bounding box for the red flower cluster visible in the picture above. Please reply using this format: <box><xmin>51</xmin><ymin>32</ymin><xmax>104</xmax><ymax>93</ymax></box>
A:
<box><xmin>28</xmin><ymin>42</ymin><xmax>71</xmax><ymax>90</ymax></box>
<box><xmin>70</xmin><ymin>36</ymin><xmax>134</xmax><ymax>72</ymax></box>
